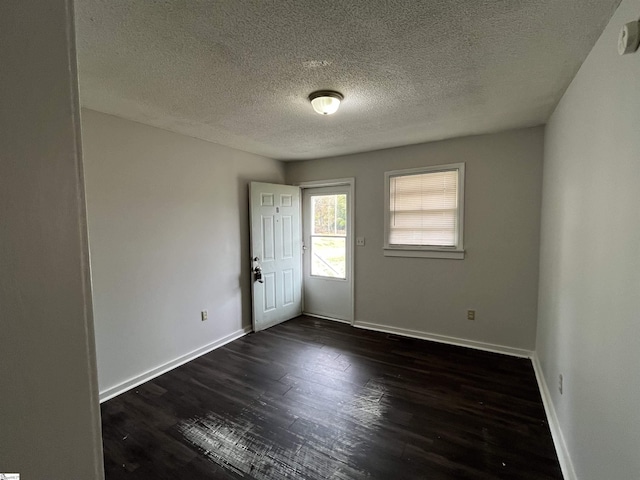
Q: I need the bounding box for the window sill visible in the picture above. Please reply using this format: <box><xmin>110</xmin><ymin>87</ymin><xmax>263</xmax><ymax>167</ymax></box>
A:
<box><xmin>383</xmin><ymin>248</ymin><xmax>465</xmax><ymax>260</ymax></box>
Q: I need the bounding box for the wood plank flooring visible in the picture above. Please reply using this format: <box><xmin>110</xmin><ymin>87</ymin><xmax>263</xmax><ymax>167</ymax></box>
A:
<box><xmin>101</xmin><ymin>316</ymin><xmax>563</xmax><ymax>479</ymax></box>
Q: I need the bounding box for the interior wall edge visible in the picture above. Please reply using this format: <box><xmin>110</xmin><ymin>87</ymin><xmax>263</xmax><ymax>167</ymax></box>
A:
<box><xmin>67</xmin><ymin>3</ymin><xmax>106</xmax><ymax>477</ymax></box>
<box><xmin>535</xmin><ymin>0</ymin><xmax>640</xmax><ymax>477</ymax></box>
<box><xmin>0</xmin><ymin>0</ymin><xmax>104</xmax><ymax>477</ymax></box>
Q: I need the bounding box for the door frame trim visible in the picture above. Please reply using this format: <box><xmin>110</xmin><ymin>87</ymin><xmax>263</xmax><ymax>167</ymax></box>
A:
<box><xmin>296</xmin><ymin>178</ymin><xmax>355</xmax><ymax>325</ymax></box>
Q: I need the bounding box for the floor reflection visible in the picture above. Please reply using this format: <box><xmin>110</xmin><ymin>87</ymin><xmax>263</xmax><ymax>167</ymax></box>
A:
<box><xmin>178</xmin><ymin>366</ymin><xmax>387</xmax><ymax>479</ymax></box>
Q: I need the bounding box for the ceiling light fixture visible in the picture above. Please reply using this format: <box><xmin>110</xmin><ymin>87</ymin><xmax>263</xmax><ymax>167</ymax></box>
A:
<box><xmin>309</xmin><ymin>90</ymin><xmax>343</xmax><ymax>115</ymax></box>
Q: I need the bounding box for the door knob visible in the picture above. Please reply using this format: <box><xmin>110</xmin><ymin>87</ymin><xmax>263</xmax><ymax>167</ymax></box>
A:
<box><xmin>253</xmin><ymin>265</ymin><xmax>263</xmax><ymax>283</ymax></box>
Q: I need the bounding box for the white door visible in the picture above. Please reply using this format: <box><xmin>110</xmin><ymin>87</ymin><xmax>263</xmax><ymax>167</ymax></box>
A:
<box><xmin>302</xmin><ymin>185</ymin><xmax>353</xmax><ymax>322</ymax></box>
<box><xmin>250</xmin><ymin>182</ymin><xmax>302</xmax><ymax>331</ymax></box>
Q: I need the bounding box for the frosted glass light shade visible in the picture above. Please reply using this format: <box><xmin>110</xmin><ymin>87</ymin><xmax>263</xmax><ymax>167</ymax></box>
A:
<box><xmin>309</xmin><ymin>91</ymin><xmax>343</xmax><ymax>115</ymax></box>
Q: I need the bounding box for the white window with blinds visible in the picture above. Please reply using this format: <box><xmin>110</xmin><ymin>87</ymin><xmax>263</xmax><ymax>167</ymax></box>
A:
<box><xmin>384</xmin><ymin>163</ymin><xmax>465</xmax><ymax>259</ymax></box>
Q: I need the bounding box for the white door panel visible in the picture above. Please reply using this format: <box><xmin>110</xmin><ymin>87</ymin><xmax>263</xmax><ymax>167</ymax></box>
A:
<box><xmin>250</xmin><ymin>182</ymin><xmax>302</xmax><ymax>331</ymax></box>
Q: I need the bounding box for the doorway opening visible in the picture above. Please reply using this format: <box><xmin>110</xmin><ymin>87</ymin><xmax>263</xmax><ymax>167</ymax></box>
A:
<box><xmin>249</xmin><ymin>179</ymin><xmax>354</xmax><ymax>332</ymax></box>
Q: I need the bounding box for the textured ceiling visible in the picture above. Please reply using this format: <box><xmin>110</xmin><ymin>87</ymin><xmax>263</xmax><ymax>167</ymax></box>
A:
<box><xmin>75</xmin><ymin>0</ymin><xmax>620</xmax><ymax>160</ymax></box>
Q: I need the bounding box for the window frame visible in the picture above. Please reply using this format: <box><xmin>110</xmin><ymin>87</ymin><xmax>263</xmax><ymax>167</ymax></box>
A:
<box><xmin>384</xmin><ymin>163</ymin><xmax>465</xmax><ymax>259</ymax></box>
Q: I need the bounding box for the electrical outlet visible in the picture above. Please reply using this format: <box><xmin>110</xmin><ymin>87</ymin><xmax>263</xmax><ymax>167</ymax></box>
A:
<box><xmin>558</xmin><ymin>374</ymin><xmax>563</xmax><ymax>395</ymax></box>
<box><xmin>467</xmin><ymin>309</ymin><xmax>475</xmax><ymax>321</ymax></box>
<box><xmin>201</xmin><ymin>310</ymin><xmax>208</xmax><ymax>322</ymax></box>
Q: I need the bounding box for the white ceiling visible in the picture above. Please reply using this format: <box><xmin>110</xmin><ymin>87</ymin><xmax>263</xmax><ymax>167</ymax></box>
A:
<box><xmin>75</xmin><ymin>0</ymin><xmax>620</xmax><ymax>161</ymax></box>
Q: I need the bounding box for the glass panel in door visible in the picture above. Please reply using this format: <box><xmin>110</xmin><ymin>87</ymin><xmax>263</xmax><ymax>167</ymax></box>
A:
<box><xmin>310</xmin><ymin>194</ymin><xmax>347</xmax><ymax>279</ymax></box>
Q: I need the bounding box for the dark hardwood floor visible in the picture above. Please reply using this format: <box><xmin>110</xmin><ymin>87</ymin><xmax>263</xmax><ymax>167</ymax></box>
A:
<box><xmin>101</xmin><ymin>316</ymin><xmax>563</xmax><ymax>479</ymax></box>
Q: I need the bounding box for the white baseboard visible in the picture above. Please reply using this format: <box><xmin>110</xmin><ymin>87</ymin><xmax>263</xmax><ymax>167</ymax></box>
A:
<box><xmin>303</xmin><ymin>312</ymin><xmax>352</xmax><ymax>324</ymax></box>
<box><xmin>99</xmin><ymin>326</ymin><xmax>252</xmax><ymax>403</ymax></box>
<box><xmin>531</xmin><ymin>353</ymin><xmax>576</xmax><ymax>480</ymax></box>
<box><xmin>353</xmin><ymin>320</ymin><xmax>533</xmax><ymax>358</ymax></box>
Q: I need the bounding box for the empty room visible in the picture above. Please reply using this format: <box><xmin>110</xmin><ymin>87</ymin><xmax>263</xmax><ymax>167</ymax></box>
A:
<box><xmin>1</xmin><ymin>0</ymin><xmax>639</xmax><ymax>479</ymax></box>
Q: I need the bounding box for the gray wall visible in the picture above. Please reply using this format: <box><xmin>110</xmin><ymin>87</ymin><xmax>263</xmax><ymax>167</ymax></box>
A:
<box><xmin>0</xmin><ymin>1</ymin><xmax>104</xmax><ymax>478</ymax></box>
<box><xmin>82</xmin><ymin>109</ymin><xmax>285</xmax><ymax>395</ymax></box>
<box><xmin>287</xmin><ymin>127</ymin><xmax>543</xmax><ymax>351</ymax></box>
<box><xmin>537</xmin><ymin>0</ymin><xmax>640</xmax><ymax>478</ymax></box>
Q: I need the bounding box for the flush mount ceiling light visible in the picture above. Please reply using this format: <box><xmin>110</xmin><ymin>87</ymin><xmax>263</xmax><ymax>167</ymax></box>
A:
<box><xmin>309</xmin><ymin>90</ymin><xmax>343</xmax><ymax>115</ymax></box>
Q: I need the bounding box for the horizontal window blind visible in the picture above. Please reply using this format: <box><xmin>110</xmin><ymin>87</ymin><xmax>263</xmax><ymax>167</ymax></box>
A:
<box><xmin>389</xmin><ymin>169</ymin><xmax>458</xmax><ymax>246</ymax></box>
